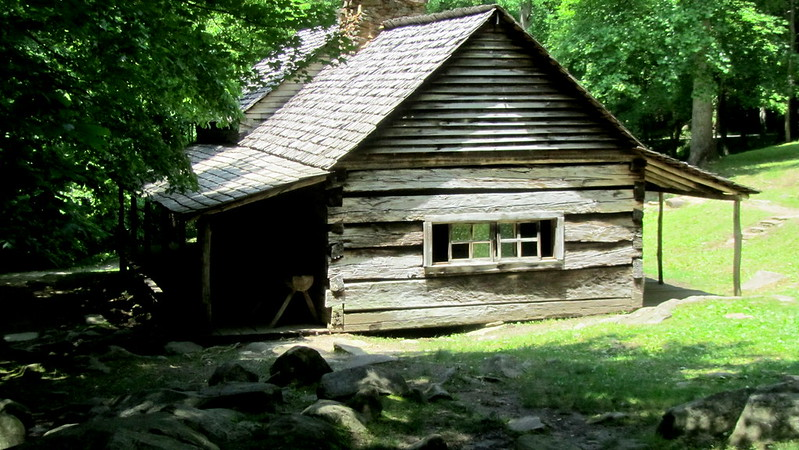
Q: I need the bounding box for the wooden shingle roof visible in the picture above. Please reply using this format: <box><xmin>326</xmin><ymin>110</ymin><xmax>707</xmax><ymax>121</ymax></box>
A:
<box><xmin>238</xmin><ymin>6</ymin><xmax>497</xmax><ymax>169</ymax></box>
<box><xmin>145</xmin><ymin>144</ymin><xmax>327</xmax><ymax>214</ymax></box>
<box><xmin>147</xmin><ymin>5</ymin><xmax>755</xmax><ymax>215</ymax></box>
<box><xmin>239</xmin><ymin>25</ymin><xmax>338</xmax><ymax>112</ymax></box>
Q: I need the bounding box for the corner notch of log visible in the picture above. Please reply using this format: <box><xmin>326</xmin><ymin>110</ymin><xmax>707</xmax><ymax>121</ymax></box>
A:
<box><xmin>326</xmin><ymin>187</ymin><xmax>343</xmax><ymax>207</ymax></box>
<box><xmin>630</xmin><ymin>157</ymin><xmax>647</xmax><ymax>174</ymax></box>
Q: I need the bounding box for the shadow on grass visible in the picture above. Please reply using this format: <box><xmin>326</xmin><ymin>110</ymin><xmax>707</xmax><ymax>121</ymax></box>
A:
<box><xmin>2</xmin><ymin>326</ymin><xmax>797</xmax><ymax>449</ymax></box>
<box><xmin>370</xmin><ymin>335</ymin><xmax>799</xmax><ymax>448</ymax></box>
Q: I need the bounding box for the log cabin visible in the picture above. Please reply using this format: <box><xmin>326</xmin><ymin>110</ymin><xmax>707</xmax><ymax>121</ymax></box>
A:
<box><xmin>143</xmin><ymin>4</ymin><xmax>756</xmax><ymax>333</ymax></box>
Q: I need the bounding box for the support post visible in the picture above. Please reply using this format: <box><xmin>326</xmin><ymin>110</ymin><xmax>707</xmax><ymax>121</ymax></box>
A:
<box><xmin>143</xmin><ymin>200</ymin><xmax>153</xmax><ymax>257</ymax></box>
<box><xmin>118</xmin><ymin>186</ymin><xmax>127</xmax><ymax>274</ymax></box>
<box><xmin>657</xmin><ymin>192</ymin><xmax>664</xmax><ymax>285</ymax></box>
<box><xmin>198</xmin><ymin>217</ymin><xmax>213</xmax><ymax>330</ymax></box>
<box><xmin>733</xmin><ymin>197</ymin><xmax>743</xmax><ymax>296</ymax></box>
<box><xmin>130</xmin><ymin>194</ymin><xmax>139</xmax><ymax>259</ymax></box>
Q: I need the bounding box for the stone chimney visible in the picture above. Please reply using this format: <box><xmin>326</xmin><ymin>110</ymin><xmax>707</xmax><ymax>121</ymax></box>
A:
<box><xmin>340</xmin><ymin>0</ymin><xmax>428</xmax><ymax>49</ymax></box>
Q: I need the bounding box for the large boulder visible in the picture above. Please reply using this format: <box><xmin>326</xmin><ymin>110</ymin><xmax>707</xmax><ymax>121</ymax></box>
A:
<box><xmin>656</xmin><ymin>388</ymin><xmax>754</xmax><ymax>440</ymax></box>
<box><xmin>196</xmin><ymin>382</ymin><xmax>282</xmax><ymax>413</ymax></box>
<box><xmin>302</xmin><ymin>399</ymin><xmax>369</xmax><ymax>440</ymax></box>
<box><xmin>208</xmin><ymin>361</ymin><xmax>258</xmax><ymax>386</ymax></box>
<box><xmin>728</xmin><ymin>392</ymin><xmax>799</xmax><ymax>447</ymax></box>
<box><xmin>170</xmin><ymin>406</ymin><xmax>261</xmax><ymax>443</ymax></box>
<box><xmin>261</xmin><ymin>414</ymin><xmax>351</xmax><ymax>450</ymax></box>
<box><xmin>268</xmin><ymin>346</ymin><xmax>332</xmax><ymax>387</ymax></box>
<box><xmin>658</xmin><ymin>378</ymin><xmax>799</xmax><ymax>447</ymax></box>
<box><xmin>0</xmin><ymin>412</ymin><xmax>25</xmax><ymax>450</ymax></box>
<box><xmin>318</xmin><ymin>366</ymin><xmax>409</xmax><ymax>401</ymax></box>
<box><xmin>21</xmin><ymin>413</ymin><xmax>218</xmax><ymax>450</ymax></box>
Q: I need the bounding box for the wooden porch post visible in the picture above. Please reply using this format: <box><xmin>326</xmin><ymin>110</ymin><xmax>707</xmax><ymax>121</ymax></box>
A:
<box><xmin>733</xmin><ymin>197</ymin><xmax>743</xmax><ymax>296</ymax></box>
<box><xmin>657</xmin><ymin>192</ymin><xmax>664</xmax><ymax>285</ymax></box>
<box><xmin>198</xmin><ymin>217</ymin><xmax>213</xmax><ymax>329</ymax></box>
<box><xmin>118</xmin><ymin>186</ymin><xmax>127</xmax><ymax>274</ymax></box>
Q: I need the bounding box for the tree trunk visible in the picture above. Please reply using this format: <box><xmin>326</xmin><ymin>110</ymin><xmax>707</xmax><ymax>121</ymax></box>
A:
<box><xmin>786</xmin><ymin>0</ymin><xmax>796</xmax><ymax>142</ymax></box>
<box><xmin>520</xmin><ymin>0</ymin><xmax>532</xmax><ymax>30</ymax></box>
<box><xmin>717</xmin><ymin>83</ymin><xmax>729</xmax><ymax>156</ymax></box>
<box><xmin>689</xmin><ymin>64</ymin><xmax>716</xmax><ymax>166</ymax></box>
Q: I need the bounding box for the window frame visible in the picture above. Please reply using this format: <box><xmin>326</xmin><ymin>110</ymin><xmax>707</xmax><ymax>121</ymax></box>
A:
<box><xmin>423</xmin><ymin>212</ymin><xmax>564</xmax><ymax>276</ymax></box>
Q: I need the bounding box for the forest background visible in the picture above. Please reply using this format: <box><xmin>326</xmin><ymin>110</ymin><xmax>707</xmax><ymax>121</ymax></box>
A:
<box><xmin>1</xmin><ymin>0</ymin><xmax>795</xmax><ymax>270</ymax></box>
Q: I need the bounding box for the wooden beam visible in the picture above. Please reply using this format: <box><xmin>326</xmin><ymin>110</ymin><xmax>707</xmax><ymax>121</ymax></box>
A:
<box><xmin>733</xmin><ymin>198</ymin><xmax>742</xmax><ymax>296</ymax></box>
<box><xmin>198</xmin><ymin>217</ymin><xmax>213</xmax><ymax>330</ymax></box>
<box><xmin>658</xmin><ymin>192</ymin><xmax>664</xmax><ymax>285</ymax></box>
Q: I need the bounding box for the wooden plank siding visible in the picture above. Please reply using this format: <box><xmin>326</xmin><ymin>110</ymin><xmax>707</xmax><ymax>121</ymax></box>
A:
<box><xmin>326</xmin><ymin>21</ymin><xmax>644</xmax><ymax>332</ymax></box>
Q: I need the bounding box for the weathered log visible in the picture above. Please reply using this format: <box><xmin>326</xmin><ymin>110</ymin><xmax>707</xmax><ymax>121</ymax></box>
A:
<box><xmin>329</xmin><ymin>266</ymin><xmax>633</xmax><ymax>311</ymax></box>
<box><xmin>329</xmin><ymin>190</ymin><xmax>635</xmax><ymax>224</ymax></box>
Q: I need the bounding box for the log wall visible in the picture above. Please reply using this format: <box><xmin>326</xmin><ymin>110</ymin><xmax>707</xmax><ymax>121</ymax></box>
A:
<box><xmin>327</xmin><ymin>21</ymin><xmax>645</xmax><ymax>331</ymax></box>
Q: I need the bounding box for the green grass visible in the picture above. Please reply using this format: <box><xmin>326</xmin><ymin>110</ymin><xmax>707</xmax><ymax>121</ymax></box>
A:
<box><xmin>643</xmin><ymin>141</ymin><xmax>799</xmax><ymax>296</ymax></box>
<box><xmin>372</xmin><ymin>295</ymin><xmax>799</xmax><ymax>449</ymax></box>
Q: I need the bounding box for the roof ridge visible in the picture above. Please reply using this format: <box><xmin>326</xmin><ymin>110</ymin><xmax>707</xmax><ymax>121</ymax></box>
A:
<box><xmin>382</xmin><ymin>4</ymin><xmax>497</xmax><ymax>30</ymax></box>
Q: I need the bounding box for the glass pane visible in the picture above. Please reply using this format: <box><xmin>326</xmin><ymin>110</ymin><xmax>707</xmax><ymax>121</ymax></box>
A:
<box><xmin>519</xmin><ymin>222</ymin><xmax>538</xmax><ymax>238</ymax></box>
<box><xmin>432</xmin><ymin>224</ymin><xmax>449</xmax><ymax>263</ymax></box>
<box><xmin>521</xmin><ymin>241</ymin><xmax>537</xmax><ymax>257</ymax></box>
<box><xmin>501</xmin><ymin>242</ymin><xmax>517</xmax><ymax>258</ymax></box>
<box><xmin>451</xmin><ymin>224</ymin><xmax>471</xmax><ymax>241</ymax></box>
<box><xmin>499</xmin><ymin>223</ymin><xmax>514</xmax><ymax>238</ymax></box>
<box><xmin>451</xmin><ymin>243</ymin><xmax>469</xmax><ymax>259</ymax></box>
<box><xmin>473</xmin><ymin>223</ymin><xmax>491</xmax><ymax>240</ymax></box>
<box><xmin>540</xmin><ymin>220</ymin><xmax>554</xmax><ymax>257</ymax></box>
<box><xmin>473</xmin><ymin>242</ymin><xmax>491</xmax><ymax>258</ymax></box>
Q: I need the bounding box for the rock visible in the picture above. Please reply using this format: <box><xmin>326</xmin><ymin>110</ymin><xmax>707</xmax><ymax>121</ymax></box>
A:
<box><xmin>0</xmin><ymin>399</ymin><xmax>32</xmax><ymax>429</ymax></box>
<box><xmin>318</xmin><ymin>366</ymin><xmax>410</xmax><ymax>400</ymax></box>
<box><xmin>26</xmin><ymin>413</ymin><xmax>218</xmax><ymax>450</ymax></box>
<box><xmin>346</xmin><ymin>387</ymin><xmax>383</xmax><ymax>423</ymax></box>
<box><xmin>406</xmin><ymin>433</ymin><xmax>448</xmax><ymax>450</ymax></box>
<box><xmin>507</xmin><ymin>416</ymin><xmax>545</xmax><ymax>433</ymax></box>
<box><xmin>665</xmin><ymin>196</ymin><xmax>691</xmax><ymax>209</ymax></box>
<box><xmin>486</xmin><ymin>354</ymin><xmax>523</xmax><ymax>379</ymax></box>
<box><xmin>208</xmin><ymin>361</ymin><xmax>258</xmax><ymax>386</ymax></box>
<box><xmin>742</xmin><ymin>270</ymin><xmax>786</xmax><ymax>291</ymax></box>
<box><xmin>333</xmin><ymin>342</ymin><xmax>368</xmax><ymax>355</ymax></box>
<box><xmin>170</xmin><ymin>406</ymin><xmax>260</xmax><ymax>443</ymax></box>
<box><xmin>196</xmin><ymin>382</ymin><xmax>282</xmax><ymax>413</ymax></box>
<box><xmin>261</xmin><ymin>414</ymin><xmax>351</xmax><ymax>450</ymax></box>
<box><xmin>423</xmin><ymin>383</ymin><xmax>454</xmax><ymax>402</ymax></box>
<box><xmin>268</xmin><ymin>346</ymin><xmax>332</xmax><ymax>386</ymax></box>
<box><xmin>84</xmin><ymin>314</ymin><xmax>111</xmax><ymax>326</ymax></box>
<box><xmin>105</xmin><ymin>388</ymin><xmax>201</xmax><ymax>418</ymax></box>
<box><xmin>240</xmin><ymin>342</ymin><xmax>272</xmax><ymax>357</ymax></box>
<box><xmin>0</xmin><ymin>412</ymin><xmax>25</xmax><ymax>449</ymax></box>
<box><xmin>728</xmin><ymin>392</ymin><xmax>799</xmax><ymax>447</ymax></box>
<box><xmin>657</xmin><ymin>388</ymin><xmax>754</xmax><ymax>440</ymax></box>
<box><xmin>3</xmin><ymin>332</ymin><xmax>39</xmax><ymax>343</ymax></box>
<box><xmin>164</xmin><ymin>341</ymin><xmax>203</xmax><ymax>355</ymax></box>
<box><xmin>301</xmin><ymin>399</ymin><xmax>369</xmax><ymax>439</ymax></box>
<box><xmin>342</xmin><ymin>353</ymin><xmax>398</xmax><ymax>369</ymax></box>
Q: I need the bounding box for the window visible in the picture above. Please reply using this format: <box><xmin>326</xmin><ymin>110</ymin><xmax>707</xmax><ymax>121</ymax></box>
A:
<box><xmin>424</xmin><ymin>213</ymin><xmax>563</xmax><ymax>274</ymax></box>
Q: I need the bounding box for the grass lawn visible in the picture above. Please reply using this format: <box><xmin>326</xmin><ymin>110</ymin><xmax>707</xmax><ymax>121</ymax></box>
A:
<box><xmin>643</xmin><ymin>142</ymin><xmax>799</xmax><ymax>297</ymax></box>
